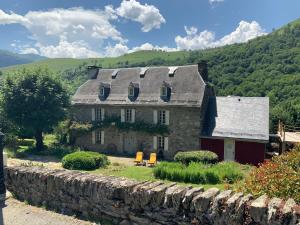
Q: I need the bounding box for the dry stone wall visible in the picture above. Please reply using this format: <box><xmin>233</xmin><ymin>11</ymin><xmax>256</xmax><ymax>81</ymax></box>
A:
<box><xmin>4</xmin><ymin>166</ymin><xmax>300</xmax><ymax>225</ymax></box>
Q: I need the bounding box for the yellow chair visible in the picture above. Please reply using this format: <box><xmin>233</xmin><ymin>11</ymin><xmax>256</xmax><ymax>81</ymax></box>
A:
<box><xmin>134</xmin><ymin>151</ymin><xmax>144</xmax><ymax>165</ymax></box>
<box><xmin>147</xmin><ymin>153</ymin><xmax>157</xmax><ymax>167</ymax></box>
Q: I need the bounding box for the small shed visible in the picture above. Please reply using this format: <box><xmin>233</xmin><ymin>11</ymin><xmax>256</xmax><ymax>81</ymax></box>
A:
<box><xmin>200</xmin><ymin>96</ymin><xmax>269</xmax><ymax>165</ymax></box>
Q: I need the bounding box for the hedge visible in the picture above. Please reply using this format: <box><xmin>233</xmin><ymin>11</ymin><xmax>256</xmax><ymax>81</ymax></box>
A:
<box><xmin>174</xmin><ymin>150</ymin><xmax>218</xmax><ymax>165</ymax></box>
<box><xmin>62</xmin><ymin>151</ymin><xmax>109</xmax><ymax>170</ymax></box>
<box><xmin>153</xmin><ymin>161</ymin><xmax>244</xmax><ymax>184</ymax></box>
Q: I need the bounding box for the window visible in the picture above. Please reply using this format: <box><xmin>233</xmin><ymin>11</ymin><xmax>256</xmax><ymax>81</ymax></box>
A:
<box><xmin>161</xmin><ymin>86</ymin><xmax>168</xmax><ymax>97</ymax></box>
<box><xmin>95</xmin><ymin>108</ymin><xmax>101</xmax><ymax>121</ymax></box>
<box><xmin>158</xmin><ymin>110</ymin><xmax>166</xmax><ymax>125</ymax></box>
<box><xmin>121</xmin><ymin>108</ymin><xmax>135</xmax><ymax>123</ymax></box>
<box><xmin>96</xmin><ymin>130</ymin><xmax>102</xmax><ymax>144</ymax></box>
<box><xmin>125</xmin><ymin>109</ymin><xmax>132</xmax><ymax>122</ymax></box>
<box><xmin>129</xmin><ymin>86</ymin><xmax>135</xmax><ymax>97</ymax></box>
<box><xmin>100</xmin><ymin>87</ymin><xmax>105</xmax><ymax>97</ymax></box>
<box><xmin>158</xmin><ymin>136</ymin><xmax>165</xmax><ymax>150</ymax></box>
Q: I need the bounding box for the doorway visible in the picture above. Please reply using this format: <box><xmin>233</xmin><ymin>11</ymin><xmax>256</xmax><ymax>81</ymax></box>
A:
<box><xmin>224</xmin><ymin>139</ymin><xmax>235</xmax><ymax>161</ymax></box>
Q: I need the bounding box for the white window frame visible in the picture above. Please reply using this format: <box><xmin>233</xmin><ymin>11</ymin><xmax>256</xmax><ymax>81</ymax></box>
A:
<box><xmin>161</xmin><ymin>86</ymin><xmax>168</xmax><ymax>97</ymax></box>
<box><xmin>128</xmin><ymin>86</ymin><xmax>135</xmax><ymax>97</ymax></box>
<box><xmin>124</xmin><ymin>109</ymin><xmax>135</xmax><ymax>123</ymax></box>
<box><xmin>95</xmin><ymin>130</ymin><xmax>104</xmax><ymax>144</ymax></box>
<box><xmin>100</xmin><ymin>87</ymin><xmax>105</xmax><ymax>97</ymax></box>
<box><xmin>158</xmin><ymin>136</ymin><xmax>168</xmax><ymax>151</ymax></box>
<box><xmin>158</xmin><ymin>136</ymin><xmax>165</xmax><ymax>149</ymax></box>
<box><xmin>95</xmin><ymin>108</ymin><xmax>101</xmax><ymax>121</ymax></box>
<box><xmin>158</xmin><ymin>110</ymin><xmax>166</xmax><ymax>125</ymax></box>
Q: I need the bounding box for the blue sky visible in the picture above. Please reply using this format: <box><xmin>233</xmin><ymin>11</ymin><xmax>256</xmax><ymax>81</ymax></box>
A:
<box><xmin>0</xmin><ymin>0</ymin><xmax>299</xmax><ymax>58</ymax></box>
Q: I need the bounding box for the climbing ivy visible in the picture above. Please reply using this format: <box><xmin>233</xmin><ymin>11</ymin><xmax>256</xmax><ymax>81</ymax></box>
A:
<box><xmin>69</xmin><ymin>116</ymin><xmax>169</xmax><ymax>138</ymax></box>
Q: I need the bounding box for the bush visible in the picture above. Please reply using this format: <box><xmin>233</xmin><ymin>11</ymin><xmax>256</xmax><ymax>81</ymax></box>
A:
<box><xmin>174</xmin><ymin>150</ymin><xmax>218</xmax><ymax>165</ymax></box>
<box><xmin>240</xmin><ymin>145</ymin><xmax>300</xmax><ymax>203</ymax></box>
<box><xmin>17</xmin><ymin>139</ymin><xmax>35</xmax><ymax>146</ymax></box>
<box><xmin>62</xmin><ymin>151</ymin><xmax>110</xmax><ymax>170</ymax></box>
<box><xmin>153</xmin><ymin>161</ymin><xmax>244</xmax><ymax>184</ymax></box>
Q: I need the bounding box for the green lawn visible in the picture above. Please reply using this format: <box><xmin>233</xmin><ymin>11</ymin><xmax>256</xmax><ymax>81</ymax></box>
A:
<box><xmin>87</xmin><ymin>163</ymin><xmax>228</xmax><ymax>190</ymax></box>
<box><xmin>6</xmin><ymin>134</ymin><xmax>250</xmax><ymax>190</ymax></box>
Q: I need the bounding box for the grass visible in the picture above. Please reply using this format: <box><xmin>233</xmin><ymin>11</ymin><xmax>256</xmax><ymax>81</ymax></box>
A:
<box><xmin>85</xmin><ymin>162</ymin><xmax>230</xmax><ymax>190</ymax></box>
<box><xmin>5</xmin><ymin>134</ymin><xmax>251</xmax><ymax>190</ymax></box>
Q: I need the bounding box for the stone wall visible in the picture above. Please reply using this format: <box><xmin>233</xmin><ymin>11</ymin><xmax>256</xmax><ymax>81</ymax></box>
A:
<box><xmin>73</xmin><ymin>105</ymin><xmax>202</xmax><ymax>159</ymax></box>
<box><xmin>5</xmin><ymin>166</ymin><xmax>300</xmax><ymax>225</ymax></box>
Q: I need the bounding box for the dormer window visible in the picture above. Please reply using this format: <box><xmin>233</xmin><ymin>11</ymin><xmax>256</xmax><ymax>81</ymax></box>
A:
<box><xmin>99</xmin><ymin>83</ymin><xmax>110</xmax><ymax>101</ymax></box>
<box><xmin>161</xmin><ymin>86</ymin><xmax>168</xmax><ymax>97</ymax></box>
<box><xmin>128</xmin><ymin>82</ymin><xmax>139</xmax><ymax>101</ymax></box>
<box><xmin>128</xmin><ymin>86</ymin><xmax>135</xmax><ymax>97</ymax></box>
<box><xmin>160</xmin><ymin>82</ymin><xmax>171</xmax><ymax>102</ymax></box>
<box><xmin>100</xmin><ymin>87</ymin><xmax>105</xmax><ymax>97</ymax></box>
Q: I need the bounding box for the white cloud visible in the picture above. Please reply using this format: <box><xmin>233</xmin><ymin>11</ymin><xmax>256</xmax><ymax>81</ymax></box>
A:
<box><xmin>37</xmin><ymin>39</ymin><xmax>100</xmax><ymax>58</ymax></box>
<box><xmin>0</xmin><ymin>9</ymin><xmax>28</xmax><ymax>24</ymax></box>
<box><xmin>209</xmin><ymin>0</ymin><xmax>224</xmax><ymax>4</ymax></box>
<box><xmin>105</xmin><ymin>43</ymin><xmax>129</xmax><ymax>57</ymax></box>
<box><xmin>116</xmin><ymin>0</ymin><xmax>165</xmax><ymax>32</ymax></box>
<box><xmin>175</xmin><ymin>21</ymin><xmax>266</xmax><ymax>50</ymax></box>
<box><xmin>20</xmin><ymin>47</ymin><xmax>39</xmax><ymax>55</ymax></box>
<box><xmin>216</xmin><ymin>20</ymin><xmax>266</xmax><ymax>46</ymax></box>
<box><xmin>0</xmin><ymin>8</ymin><xmax>124</xmax><ymax>58</ymax></box>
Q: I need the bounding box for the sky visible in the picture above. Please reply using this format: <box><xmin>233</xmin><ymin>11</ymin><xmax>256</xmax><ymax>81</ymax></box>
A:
<box><xmin>0</xmin><ymin>0</ymin><xmax>299</xmax><ymax>58</ymax></box>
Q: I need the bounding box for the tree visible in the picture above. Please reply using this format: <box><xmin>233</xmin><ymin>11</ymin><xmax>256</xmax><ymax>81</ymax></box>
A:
<box><xmin>1</xmin><ymin>68</ymin><xmax>70</xmax><ymax>151</ymax></box>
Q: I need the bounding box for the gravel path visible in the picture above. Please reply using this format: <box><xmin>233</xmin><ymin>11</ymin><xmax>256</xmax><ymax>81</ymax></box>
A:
<box><xmin>7</xmin><ymin>155</ymin><xmax>135</xmax><ymax>168</ymax></box>
<box><xmin>1</xmin><ymin>197</ymin><xmax>97</xmax><ymax>225</ymax></box>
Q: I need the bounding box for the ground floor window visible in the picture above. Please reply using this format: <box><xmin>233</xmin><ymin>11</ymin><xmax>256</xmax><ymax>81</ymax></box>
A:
<box><xmin>94</xmin><ymin>130</ymin><xmax>104</xmax><ymax>144</ymax></box>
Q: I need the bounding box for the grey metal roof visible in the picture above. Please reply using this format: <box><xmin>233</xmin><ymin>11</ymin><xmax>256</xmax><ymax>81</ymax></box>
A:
<box><xmin>72</xmin><ymin>65</ymin><xmax>207</xmax><ymax>107</ymax></box>
<box><xmin>201</xmin><ymin>97</ymin><xmax>269</xmax><ymax>141</ymax></box>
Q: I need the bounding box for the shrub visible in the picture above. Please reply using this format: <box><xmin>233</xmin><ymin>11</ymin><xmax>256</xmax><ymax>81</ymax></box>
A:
<box><xmin>239</xmin><ymin>146</ymin><xmax>300</xmax><ymax>203</ymax></box>
<box><xmin>153</xmin><ymin>161</ymin><xmax>244</xmax><ymax>184</ymax></box>
<box><xmin>174</xmin><ymin>150</ymin><xmax>218</xmax><ymax>165</ymax></box>
<box><xmin>62</xmin><ymin>151</ymin><xmax>110</xmax><ymax>170</ymax></box>
<box><xmin>17</xmin><ymin>139</ymin><xmax>35</xmax><ymax>146</ymax></box>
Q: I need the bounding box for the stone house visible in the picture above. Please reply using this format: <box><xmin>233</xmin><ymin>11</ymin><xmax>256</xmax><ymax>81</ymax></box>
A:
<box><xmin>72</xmin><ymin>62</ymin><xmax>269</xmax><ymax>164</ymax></box>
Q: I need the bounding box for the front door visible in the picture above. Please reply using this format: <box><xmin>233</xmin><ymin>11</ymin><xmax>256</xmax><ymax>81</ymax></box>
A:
<box><xmin>224</xmin><ymin>139</ymin><xmax>235</xmax><ymax>161</ymax></box>
<box><xmin>123</xmin><ymin>133</ymin><xmax>137</xmax><ymax>154</ymax></box>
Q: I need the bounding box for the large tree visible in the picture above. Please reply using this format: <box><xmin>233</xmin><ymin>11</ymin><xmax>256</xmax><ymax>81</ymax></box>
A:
<box><xmin>1</xmin><ymin>68</ymin><xmax>69</xmax><ymax>151</ymax></box>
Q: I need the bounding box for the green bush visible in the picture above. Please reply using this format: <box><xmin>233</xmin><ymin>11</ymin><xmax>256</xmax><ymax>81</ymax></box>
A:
<box><xmin>240</xmin><ymin>145</ymin><xmax>300</xmax><ymax>203</ymax></box>
<box><xmin>174</xmin><ymin>150</ymin><xmax>218</xmax><ymax>165</ymax></box>
<box><xmin>17</xmin><ymin>139</ymin><xmax>35</xmax><ymax>146</ymax></box>
<box><xmin>62</xmin><ymin>151</ymin><xmax>110</xmax><ymax>170</ymax></box>
<box><xmin>153</xmin><ymin>161</ymin><xmax>243</xmax><ymax>184</ymax></box>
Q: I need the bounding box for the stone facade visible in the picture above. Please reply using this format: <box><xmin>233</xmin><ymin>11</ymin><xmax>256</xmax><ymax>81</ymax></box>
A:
<box><xmin>5</xmin><ymin>166</ymin><xmax>300</xmax><ymax>225</ymax></box>
<box><xmin>72</xmin><ymin>105</ymin><xmax>203</xmax><ymax>159</ymax></box>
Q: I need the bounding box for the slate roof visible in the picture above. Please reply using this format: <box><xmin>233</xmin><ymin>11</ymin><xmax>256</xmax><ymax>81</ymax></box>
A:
<box><xmin>72</xmin><ymin>65</ymin><xmax>207</xmax><ymax>107</ymax></box>
<box><xmin>201</xmin><ymin>97</ymin><xmax>269</xmax><ymax>141</ymax></box>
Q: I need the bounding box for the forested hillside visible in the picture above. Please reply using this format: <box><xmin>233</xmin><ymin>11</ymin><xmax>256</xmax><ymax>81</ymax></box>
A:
<box><xmin>2</xmin><ymin>18</ymin><xmax>300</xmax><ymax>132</ymax></box>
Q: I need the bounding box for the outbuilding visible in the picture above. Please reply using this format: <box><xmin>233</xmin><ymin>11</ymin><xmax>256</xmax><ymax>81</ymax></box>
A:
<box><xmin>200</xmin><ymin>96</ymin><xmax>269</xmax><ymax>165</ymax></box>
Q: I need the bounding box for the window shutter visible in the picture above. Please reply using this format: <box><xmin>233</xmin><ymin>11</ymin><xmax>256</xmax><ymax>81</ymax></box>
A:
<box><xmin>153</xmin><ymin>110</ymin><xmax>158</xmax><ymax>124</ymax></box>
<box><xmin>92</xmin><ymin>131</ymin><xmax>96</xmax><ymax>144</ymax></box>
<box><xmin>91</xmin><ymin>108</ymin><xmax>95</xmax><ymax>121</ymax></box>
<box><xmin>164</xmin><ymin>137</ymin><xmax>169</xmax><ymax>151</ymax></box>
<box><xmin>153</xmin><ymin>136</ymin><xmax>158</xmax><ymax>149</ymax></box>
<box><xmin>131</xmin><ymin>109</ymin><xmax>135</xmax><ymax>123</ymax></box>
<box><xmin>101</xmin><ymin>108</ymin><xmax>105</xmax><ymax>121</ymax></box>
<box><xmin>101</xmin><ymin>131</ymin><xmax>105</xmax><ymax>145</ymax></box>
<box><xmin>166</xmin><ymin>110</ymin><xmax>170</xmax><ymax>125</ymax></box>
<box><xmin>121</xmin><ymin>109</ymin><xmax>125</xmax><ymax>122</ymax></box>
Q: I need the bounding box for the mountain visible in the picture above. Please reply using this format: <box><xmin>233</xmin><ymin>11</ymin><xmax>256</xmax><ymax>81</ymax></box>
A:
<box><xmin>1</xmin><ymin>18</ymin><xmax>300</xmax><ymax>131</ymax></box>
<box><xmin>0</xmin><ymin>50</ymin><xmax>46</xmax><ymax>68</ymax></box>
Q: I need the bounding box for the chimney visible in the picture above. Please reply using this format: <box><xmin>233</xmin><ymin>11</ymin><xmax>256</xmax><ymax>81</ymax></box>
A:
<box><xmin>87</xmin><ymin>66</ymin><xmax>101</xmax><ymax>79</ymax></box>
<box><xmin>198</xmin><ymin>60</ymin><xmax>208</xmax><ymax>82</ymax></box>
